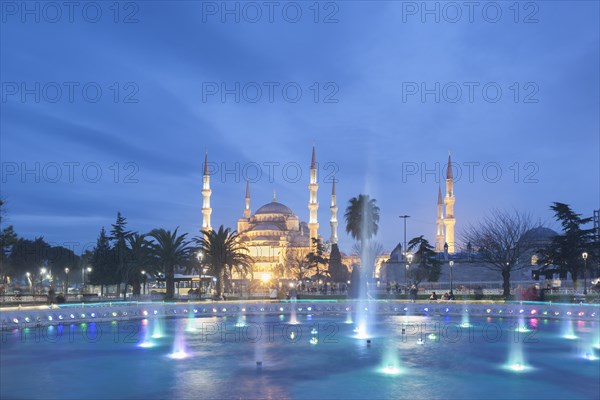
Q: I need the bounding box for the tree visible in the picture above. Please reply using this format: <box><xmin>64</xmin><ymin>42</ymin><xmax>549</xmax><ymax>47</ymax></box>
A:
<box><xmin>6</xmin><ymin>237</ymin><xmax>78</xmax><ymax>287</ymax></box>
<box><xmin>285</xmin><ymin>248</ymin><xmax>311</xmax><ymax>280</ymax></box>
<box><xmin>537</xmin><ymin>203</ymin><xmax>596</xmax><ymax>288</ymax></box>
<box><xmin>0</xmin><ymin>199</ymin><xmax>17</xmax><ymax>283</ymax></box>
<box><xmin>148</xmin><ymin>228</ymin><xmax>192</xmax><ymax>299</ymax></box>
<box><xmin>344</xmin><ymin>195</ymin><xmax>380</xmax><ymax>243</ymax></box>
<box><xmin>89</xmin><ymin>227</ymin><xmax>117</xmax><ymax>295</ymax></box>
<box><xmin>124</xmin><ymin>233</ymin><xmax>152</xmax><ymax>298</ymax></box>
<box><xmin>344</xmin><ymin>194</ymin><xmax>380</xmax><ymax>298</ymax></box>
<box><xmin>462</xmin><ymin>209</ymin><xmax>535</xmax><ymax>297</ymax></box>
<box><xmin>306</xmin><ymin>237</ymin><xmax>329</xmax><ymax>279</ymax></box>
<box><xmin>194</xmin><ymin>226</ymin><xmax>253</xmax><ymax>298</ymax></box>
<box><xmin>406</xmin><ymin>236</ymin><xmax>441</xmax><ymax>287</ymax></box>
<box><xmin>327</xmin><ymin>243</ymin><xmax>349</xmax><ymax>283</ymax></box>
<box><xmin>110</xmin><ymin>212</ymin><xmax>132</xmax><ymax>297</ymax></box>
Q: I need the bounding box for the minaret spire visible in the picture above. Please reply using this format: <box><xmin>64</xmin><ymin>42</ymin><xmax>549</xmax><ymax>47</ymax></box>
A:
<box><xmin>443</xmin><ymin>152</ymin><xmax>456</xmax><ymax>253</ymax></box>
<box><xmin>329</xmin><ymin>178</ymin><xmax>338</xmax><ymax>244</ymax></box>
<box><xmin>435</xmin><ymin>185</ymin><xmax>445</xmax><ymax>252</ymax></box>
<box><xmin>243</xmin><ymin>181</ymin><xmax>251</xmax><ymax>218</ymax></box>
<box><xmin>308</xmin><ymin>145</ymin><xmax>319</xmax><ymax>246</ymax></box>
<box><xmin>202</xmin><ymin>152</ymin><xmax>212</xmax><ymax>231</ymax></box>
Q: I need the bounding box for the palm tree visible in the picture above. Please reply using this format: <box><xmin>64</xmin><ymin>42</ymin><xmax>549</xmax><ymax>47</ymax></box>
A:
<box><xmin>148</xmin><ymin>228</ymin><xmax>192</xmax><ymax>299</ymax></box>
<box><xmin>344</xmin><ymin>194</ymin><xmax>380</xmax><ymax>298</ymax></box>
<box><xmin>125</xmin><ymin>233</ymin><xmax>153</xmax><ymax>298</ymax></box>
<box><xmin>194</xmin><ymin>226</ymin><xmax>253</xmax><ymax>298</ymax></box>
<box><xmin>344</xmin><ymin>194</ymin><xmax>380</xmax><ymax>243</ymax></box>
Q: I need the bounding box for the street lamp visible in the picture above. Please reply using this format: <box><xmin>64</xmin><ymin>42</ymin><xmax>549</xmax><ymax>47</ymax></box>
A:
<box><xmin>449</xmin><ymin>261</ymin><xmax>454</xmax><ymax>296</ymax></box>
<box><xmin>40</xmin><ymin>267</ymin><xmax>47</xmax><ymax>293</ymax></box>
<box><xmin>399</xmin><ymin>215</ymin><xmax>410</xmax><ymax>262</ymax></box>
<box><xmin>141</xmin><ymin>270</ymin><xmax>147</xmax><ymax>295</ymax></box>
<box><xmin>582</xmin><ymin>252</ymin><xmax>588</xmax><ymax>295</ymax></box>
<box><xmin>405</xmin><ymin>253</ymin><xmax>413</xmax><ymax>297</ymax></box>
<box><xmin>64</xmin><ymin>267</ymin><xmax>70</xmax><ymax>297</ymax></box>
<box><xmin>196</xmin><ymin>251</ymin><xmax>204</xmax><ymax>297</ymax></box>
<box><xmin>26</xmin><ymin>272</ymin><xmax>32</xmax><ymax>291</ymax></box>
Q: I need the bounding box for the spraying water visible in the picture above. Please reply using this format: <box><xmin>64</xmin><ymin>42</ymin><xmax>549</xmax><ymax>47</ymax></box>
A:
<box><xmin>168</xmin><ymin>322</ymin><xmax>189</xmax><ymax>359</ymax></box>
<box><xmin>561</xmin><ymin>320</ymin><xmax>577</xmax><ymax>340</ymax></box>
<box><xmin>152</xmin><ymin>318</ymin><xmax>165</xmax><ymax>339</ymax></box>
<box><xmin>460</xmin><ymin>306</ymin><xmax>471</xmax><ymax>328</ymax></box>
<box><xmin>289</xmin><ymin>298</ymin><xmax>299</xmax><ymax>325</ymax></box>
<box><xmin>138</xmin><ymin>319</ymin><xmax>155</xmax><ymax>348</ymax></box>
<box><xmin>186</xmin><ymin>310</ymin><xmax>197</xmax><ymax>332</ymax></box>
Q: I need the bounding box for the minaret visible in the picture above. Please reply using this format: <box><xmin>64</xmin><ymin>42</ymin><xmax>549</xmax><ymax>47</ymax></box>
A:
<box><xmin>329</xmin><ymin>178</ymin><xmax>338</xmax><ymax>244</ymax></box>
<box><xmin>202</xmin><ymin>152</ymin><xmax>212</xmax><ymax>231</ymax></box>
<box><xmin>443</xmin><ymin>152</ymin><xmax>456</xmax><ymax>253</ymax></box>
<box><xmin>308</xmin><ymin>145</ymin><xmax>319</xmax><ymax>245</ymax></box>
<box><xmin>243</xmin><ymin>181</ymin><xmax>251</xmax><ymax>218</ymax></box>
<box><xmin>435</xmin><ymin>186</ymin><xmax>445</xmax><ymax>252</ymax></box>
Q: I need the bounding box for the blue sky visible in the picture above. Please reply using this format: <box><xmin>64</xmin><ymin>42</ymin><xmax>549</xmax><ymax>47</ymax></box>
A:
<box><xmin>1</xmin><ymin>1</ymin><xmax>599</xmax><ymax>254</ymax></box>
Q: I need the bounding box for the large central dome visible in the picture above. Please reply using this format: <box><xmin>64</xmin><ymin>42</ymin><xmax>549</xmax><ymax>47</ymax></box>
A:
<box><xmin>254</xmin><ymin>201</ymin><xmax>295</xmax><ymax>216</ymax></box>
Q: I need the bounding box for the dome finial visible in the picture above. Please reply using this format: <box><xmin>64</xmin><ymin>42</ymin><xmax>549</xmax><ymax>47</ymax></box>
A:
<box><xmin>273</xmin><ymin>190</ymin><xmax>276</xmax><ymax>202</ymax></box>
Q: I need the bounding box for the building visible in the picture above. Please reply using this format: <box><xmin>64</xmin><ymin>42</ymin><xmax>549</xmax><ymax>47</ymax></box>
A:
<box><xmin>436</xmin><ymin>152</ymin><xmax>456</xmax><ymax>254</ymax></box>
<box><xmin>236</xmin><ymin>189</ymin><xmax>312</xmax><ymax>278</ymax></box>
<box><xmin>202</xmin><ymin>146</ymin><xmax>338</xmax><ymax>280</ymax></box>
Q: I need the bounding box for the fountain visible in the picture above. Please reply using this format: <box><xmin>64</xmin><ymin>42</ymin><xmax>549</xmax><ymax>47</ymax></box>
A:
<box><xmin>186</xmin><ymin>309</ymin><xmax>197</xmax><ymax>332</ymax></box>
<box><xmin>345</xmin><ymin>307</ymin><xmax>353</xmax><ymax>324</ymax></box>
<box><xmin>289</xmin><ymin>299</ymin><xmax>299</xmax><ymax>325</ymax></box>
<box><xmin>561</xmin><ymin>320</ymin><xmax>578</xmax><ymax>340</ymax></box>
<box><xmin>138</xmin><ymin>319</ymin><xmax>155</xmax><ymax>348</ymax></box>
<box><xmin>514</xmin><ymin>315</ymin><xmax>530</xmax><ymax>333</ymax></box>
<box><xmin>506</xmin><ymin>336</ymin><xmax>528</xmax><ymax>373</ymax></box>
<box><xmin>379</xmin><ymin>339</ymin><xmax>402</xmax><ymax>375</ymax></box>
<box><xmin>168</xmin><ymin>322</ymin><xmax>189</xmax><ymax>359</ymax></box>
<box><xmin>460</xmin><ymin>306</ymin><xmax>471</xmax><ymax>328</ymax></box>
<box><xmin>577</xmin><ymin>322</ymin><xmax>600</xmax><ymax>361</ymax></box>
<box><xmin>151</xmin><ymin>317</ymin><xmax>165</xmax><ymax>339</ymax></box>
<box><xmin>235</xmin><ymin>314</ymin><xmax>246</xmax><ymax>328</ymax></box>
<box><xmin>354</xmin><ymin>231</ymin><xmax>376</xmax><ymax>339</ymax></box>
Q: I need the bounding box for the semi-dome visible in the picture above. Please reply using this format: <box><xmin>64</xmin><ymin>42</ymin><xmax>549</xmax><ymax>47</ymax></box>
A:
<box><xmin>255</xmin><ymin>201</ymin><xmax>295</xmax><ymax>216</ymax></box>
<box><xmin>250</xmin><ymin>222</ymin><xmax>284</xmax><ymax>231</ymax></box>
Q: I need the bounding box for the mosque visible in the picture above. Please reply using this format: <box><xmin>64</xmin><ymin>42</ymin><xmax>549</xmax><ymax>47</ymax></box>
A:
<box><xmin>201</xmin><ymin>147</ymin><xmax>337</xmax><ymax>280</ymax></box>
<box><xmin>200</xmin><ymin>147</ymin><xmax>457</xmax><ymax>281</ymax></box>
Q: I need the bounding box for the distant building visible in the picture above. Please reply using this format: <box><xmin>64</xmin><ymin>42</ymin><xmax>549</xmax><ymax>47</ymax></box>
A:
<box><xmin>202</xmin><ymin>146</ymin><xmax>340</xmax><ymax>280</ymax></box>
<box><xmin>436</xmin><ymin>152</ymin><xmax>456</xmax><ymax>254</ymax></box>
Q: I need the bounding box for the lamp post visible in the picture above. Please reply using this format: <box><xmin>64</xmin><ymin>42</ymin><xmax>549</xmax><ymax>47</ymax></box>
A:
<box><xmin>141</xmin><ymin>270</ymin><xmax>146</xmax><ymax>295</ymax></box>
<box><xmin>64</xmin><ymin>267</ymin><xmax>70</xmax><ymax>298</ymax></box>
<box><xmin>405</xmin><ymin>264</ymin><xmax>409</xmax><ymax>295</ymax></box>
<box><xmin>196</xmin><ymin>251</ymin><xmax>204</xmax><ymax>298</ymax></box>
<box><xmin>40</xmin><ymin>267</ymin><xmax>47</xmax><ymax>293</ymax></box>
<box><xmin>202</xmin><ymin>267</ymin><xmax>208</xmax><ymax>296</ymax></box>
<box><xmin>449</xmin><ymin>260</ymin><xmax>454</xmax><ymax>296</ymax></box>
<box><xmin>582</xmin><ymin>252</ymin><xmax>588</xmax><ymax>295</ymax></box>
<box><xmin>26</xmin><ymin>272</ymin><xmax>31</xmax><ymax>292</ymax></box>
<box><xmin>399</xmin><ymin>215</ymin><xmax>410</xmax><ymax>262</ymax></box>
<box><xmin>405</xmin><ymin>253</ymin><xmax>413</xmax><ymax>297</ymax></box>
<box><xmin>85</xmin><ymin>267</ymin><xmax>92</xmax><ymax>293</ymax></box>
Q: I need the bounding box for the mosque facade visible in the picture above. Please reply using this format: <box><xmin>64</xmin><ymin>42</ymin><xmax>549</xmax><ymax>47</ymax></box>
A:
<box><xmin>201</xmin><ymin>146</ymin><xmax>337</xmax><ymax>280</ymax></box>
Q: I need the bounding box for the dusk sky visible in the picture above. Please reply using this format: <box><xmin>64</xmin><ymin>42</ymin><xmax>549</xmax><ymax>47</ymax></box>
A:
<box><xmin>1</xmin><ymin>1</ymin><xmax>599</xmax><ymax>254</ymax></box>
